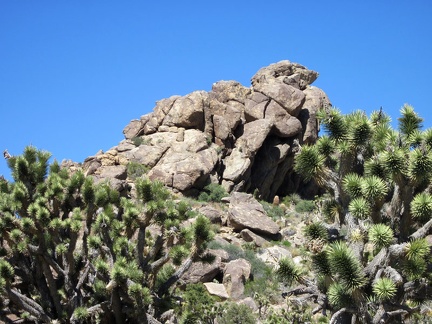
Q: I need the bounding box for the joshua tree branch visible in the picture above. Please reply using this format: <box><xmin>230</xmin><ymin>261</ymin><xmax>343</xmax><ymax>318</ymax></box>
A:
<box><xmin>7</xmin><ymin>287</ymin><xmax>52</xmax><ymax>323</ymax></box>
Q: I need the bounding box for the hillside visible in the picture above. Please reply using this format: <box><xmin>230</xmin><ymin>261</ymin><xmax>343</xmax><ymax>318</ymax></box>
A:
<box><xmin>1</xmin><ymin>61</ymin><xmax>432</xmax><ymax>324</ymax></box>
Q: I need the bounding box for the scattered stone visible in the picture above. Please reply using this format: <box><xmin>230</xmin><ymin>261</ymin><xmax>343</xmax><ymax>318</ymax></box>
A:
<box><xmin>204</xmin><ymin>282</ymin><xmax>229</xmax><ymax>299</ymax></box>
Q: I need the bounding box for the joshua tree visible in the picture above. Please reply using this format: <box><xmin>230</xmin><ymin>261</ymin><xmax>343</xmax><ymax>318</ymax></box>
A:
<box><xmin>0</xmin><ymin>146</ymin><xmax>214</xmax><ymax>323</ymax></box>
<box><xmin>288</xmin><ymin>105</ymin><xmax>432</xmax><ymax>323</ymax></box>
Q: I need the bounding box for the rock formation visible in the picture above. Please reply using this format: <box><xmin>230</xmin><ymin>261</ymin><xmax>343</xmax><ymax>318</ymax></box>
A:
<box><xmin>83</xmin><ymin>60</ymin><xmax>331</xmax><ymax>200</ymax></box>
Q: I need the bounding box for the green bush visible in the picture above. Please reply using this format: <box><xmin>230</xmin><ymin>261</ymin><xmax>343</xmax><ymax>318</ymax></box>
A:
<box><xmin>282</xmin><ymin>193</ymin><xmax>301</xmax><ymax>206</ymax></box>
<box><xmin>131</xmin><ymin>136</ymin><xmax>144</xmax><ymax>146</ymax></box>
<box><xmin>217</xmin><ymin>303</ymin><xmax>256</xmax><ymax>324</ymax></box>
<box><xmin>261</xmin><ymin>201</ymin><xmax>285</xmax><ymax>220</ymax></box>
<box><xmin>207</xmin><ymin>240</ymin><xmax>276</xmax><ymax>298</ymax></box>
<box><xmin>198</xmin><ymin>183</ymin><xmax>228</xmax><ymax>202</ymax></box>
<box><xmin>294</xmin><ymin>199</ymin><xmax>316</xmax><ymax>213</ymax></box>
<box><xmin>127</xmin><ymin>162</ymin><xmax>150</xmax><ymax>180</ymax></box>
<box><xmin>180</xmin><ymin>283</ymin><xmax>217</xmax><ymax>323</ymax></box>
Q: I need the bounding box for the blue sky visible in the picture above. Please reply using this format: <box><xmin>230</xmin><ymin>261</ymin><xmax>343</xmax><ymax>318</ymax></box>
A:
<box><xmin>1</xmin><ymin>1</ymin><xmax>431</xmax><ymax>179</ymax></box>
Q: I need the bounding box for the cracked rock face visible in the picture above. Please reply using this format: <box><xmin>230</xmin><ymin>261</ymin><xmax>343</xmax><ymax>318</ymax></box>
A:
<box><xmin>83</xmin><ymin>60</ymin><xmax>331</xmax><ymax>200</ymax></box>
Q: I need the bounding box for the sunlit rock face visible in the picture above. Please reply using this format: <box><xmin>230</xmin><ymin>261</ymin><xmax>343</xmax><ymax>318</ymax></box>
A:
<box><xmin>85</xmin><ymin>60</ymin><xmax>331</xmax><ymax>200</ymax></box>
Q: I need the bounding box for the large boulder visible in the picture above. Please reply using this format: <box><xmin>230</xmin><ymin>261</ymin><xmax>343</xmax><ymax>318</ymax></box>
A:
<box><xmin>162</xmin><ymin>91</ymin><xmax>208</xmax><ymax>130</ymax></box>
<box><xmin>182</xmin><ymin>256</ymin><xmax>224</xmax><ymax>284</ymax></box>
<box><xmin>264</xmin><ymin>100</ymin><xmax>302</xmax><ymax>137</ymax></box>
<box><xmin>300</xmin><ymin>86</ymin><xmax>331</xmax><ymax>144</ymax></box>
<box><xmin>223</xmin><ymin>258</ymin><xmax>251</xmax><ymax>300</ymax></box>
<box><xmin>227</xmin><ymin>192</ymin><xmax>280</xmax><ymax>237</ymax></box>
<box><xmin>253</xmin><ymin>80</ymin><xmax>305</xmax><ymax>117</ymax></box>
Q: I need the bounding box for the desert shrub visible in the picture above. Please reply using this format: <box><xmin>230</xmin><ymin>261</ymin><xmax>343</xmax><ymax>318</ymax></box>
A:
<box><xmin>180</xmin><ymin>283</ymin><xmax>217</xmax><ymax>324</ymax></box>
<box><xmin>217</xmin><ymin>303</ymin><xmax>256</xmax><ymax>324</ymax></box>
<box><xmin>282</xmin><ymin>193</ymin><xmax>302</xmax><ymax>206</ymax></box>
<box><xmin>131</xmin><ymin>136</ymin><xmax>144</xmax><ymax>146</ymax></box>
<box><xmin>206</xmin><ymin>240</ymin><xmax>275</xmax><ymax>297</ymax></box>
<box><xmin>198</xmin><ymin>183</ymin><xmax>228</xmax><ymax>202</ymax></box>
<box><xmin>295</xmin><ymin>199</ymin><xmax>316</xmax><ymax>213</ymax></box>
<box><xmin>127</xmin><ymin>161</ymin><xmax>150</xmax><ymax>180</ymax></box>
<box><xmin>261</xmin><ymin>201</ymin><xmax>285</xmax><ymax>220</ymax></box>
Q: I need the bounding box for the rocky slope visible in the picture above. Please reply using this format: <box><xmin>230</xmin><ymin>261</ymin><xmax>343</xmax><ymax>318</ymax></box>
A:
<box><xmin>81</xmin><ymin>60</ymin><xmax>331</xmax><ymax>201</ymax></box>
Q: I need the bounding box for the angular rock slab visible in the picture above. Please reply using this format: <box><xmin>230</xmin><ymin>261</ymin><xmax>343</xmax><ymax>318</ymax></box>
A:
<box><xmin>162</xmin><ymin>91</ymin><xmax>207</xmax><ymax>130</ymax></box>
<box><xmin>300</xmin><ymin>86</ymin><xmax>331</xmax><ymax>144</ymax></box>
<box><xmin>223</xmin><ymin>258</ymin><xmax>251</xmax><ymax>300</ymax></box>
<box><xmin>227</xmin><ymin>192</ymin><xmax>280</xmax><ymax>236</ymax></box>
<box><xmin>182</xmin><ymin>256</ymin><xmax>223</xmax><ymax>284</ymax></box>
<box><xmin>254</xmin><ymin>80</ymin><xmax>305</xmax><ymax>117</ymax></box>
<box><xmin>264</xmin><ymin>100</ymin><xmax>302</xmax><ymax>137</ymax></box>
<box><xmin>148</xmin><ymin>147</ymin><xmax>218</xmax><ymax>191</ymax></box>
<box><xmin>204</xmin><ymin>282</ymin><xmax>229</xmax><ymax>299</ymax></box>
<box><xmin>222</xmin><ymin>119</ymin><xmax>272</xmax><ymax>184</ymax></box>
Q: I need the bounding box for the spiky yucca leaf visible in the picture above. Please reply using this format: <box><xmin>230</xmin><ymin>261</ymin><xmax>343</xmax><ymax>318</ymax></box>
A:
<box><xmin>407</xmin><ymin>129</ymin><xmax>423</xmax><ymax>148</ymax></box>
<box><xmin>370</xmin><ymin>108</ymin><xmax>391</xmax><ymax>126</ymax></box>
<box><xmin>372</xmin><ymin>277</ymin><xmax>397</xmax><ymax>301</ymax></box>
<box><xmin>0</xmin><ymin>259</ymin><xmax>15</xmax><ymax>282</ymax></box>
<box><xmin>81</xmin><ymin>177</ymin><xmax>95</xmax><ymax>205</ymax></box>
<box><xmin>372</xmin><ymin>124</ymin><xmax>394</xmax><ymax>152</ymax></box>
<box><xmin>321</xmin><ymin>108</ymin><xmax>347</xmax><ymax>142</ymax></box>
<box><xmin>405</xmin><ymin>238</ymin><xmax>430</xmax><ymax>260</ymax></box>
<box><xmin>73</xmin><ymin>307</ymin><xmax>89</xmax><ymax>321</ymax></box>
<box><xmin>326</xmin><ymin>242</ymin><xmax>366</xmax><ymax>290</ymax></box>
<box><xmin>311</xmin><ymin>250</ymin><xmax>332</xmax><ymax>277</ymax></box>
<box><xmin>321</xmin><ymin>199</ymin><xmax>341</xmax><ymax>223</ymax></box>
<box><xmin>316</xmin><ymin>135</ymin><xmax>335</xmax><ymax>156</ymax></box>
<box><xmin>128</xmin><ymin>283</ymin><xmax>152</xmax><ymax>305</ymax></box>
<box><xmin>276</xmin><ymin>258</ymin><xmax>303</xmax><ymax>287</ymax></box>
<box><xmin>304</xmin><ymin>222</ymin><xmax>328</xmax><ymax>242</ymax></box>
<box><xmin>349</xmin><ymin>228</ymin><xmax>364</xmax><ymax>242</ymax></box>
<box><xmin>410</xmin><ymin>192</ymin><xmax>432</xmax><ymax>219</ymax></box>
<box><xmin>348</xmin><ymin>197</ymin><xmax>371</xmax><ymax>219</ymax></box>
<box><xmin>294</xmin><ymin>146</ymin><xmax>329</xmax><ymax>185</ymax></box>
<box><xmin>170</xmin><ymin>245</ymin><xmax>189</xmax><ymax>266</ymax></box>
<box><xmin>368</xmin><ymin>224</ymin><xmax>394</xmax><ymax>251</ymax></box>
<box><xmin>408</xmin><ymin>148</ymin><xmax>432</xmax><ymax>184</ymax></box>
<box><xmin>423</xmin><ymin>128</ymin><xmax>432</xmax><ymax>149</ymax></box>
<box><xmin>364</xmin><ymin>156</ymin><xmax>387</xmax><ymax>179</ymax></box>
<box><xmin>398</xmin><ymin>104</ymin><xmax>423</xmax><ymax>137</ymax></box>
<box><xmin>342</xmin><ymin>173</ymin><xmax>363</xmax><ymax>198</ymax></box>
<box><xmin>328</xmin><ymin>282</ymin><xmax>354</xmax><ymax>310</ymax></box>
<box><xmin>361</xmin><ymin>175</ymin><xmax>388</xmax><ymax>202</ymax></box>
<box><xmin>382</xmin><ymin>148</ymin><xmax>406</xmax><ymax>179</ymax></box>
<box><xmin>348</xmin><ymin>114</ymin><xmax>372</xmax><ymax>147</ymax></box>
<box><xmin>194</xmin><ymin>215</ymin><xmax>213</xmax><ymax>243</ymax></box>
<box><xmin>403</xmin><ymin>257</ymin><xmax>427</xmax><ymax>281</ymax></box>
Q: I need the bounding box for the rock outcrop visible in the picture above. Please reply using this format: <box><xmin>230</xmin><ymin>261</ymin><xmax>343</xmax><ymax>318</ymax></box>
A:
<box><xmin>83</xmin><ymin>60</ymin><xmax>331</xmax><ymax>200</ymax></box>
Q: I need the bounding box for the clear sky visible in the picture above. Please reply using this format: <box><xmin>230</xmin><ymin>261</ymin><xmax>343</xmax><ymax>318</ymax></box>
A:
<box><xmin>1</xmin><ymin>1</ymin><xmax>431</xmax><ymax>179</ymax></box>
